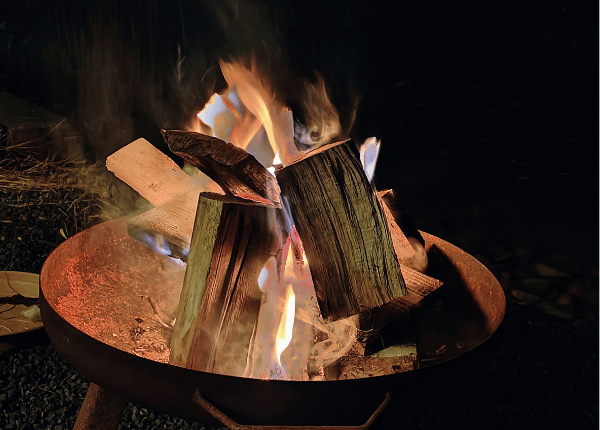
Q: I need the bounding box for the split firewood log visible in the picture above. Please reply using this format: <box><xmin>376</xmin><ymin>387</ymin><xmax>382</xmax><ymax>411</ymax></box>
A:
<box><xmin>162</xmin><ymin>129</ymin><xmax>280</xmax><ymax>206</ymax></box>
<box><xmin>169</xmin><ymin>192</ymin><xmax>284</xmax><ymax>376</ymax></box>
<box><xmin>276</xmin><ymin>139</ymin><xmax>407</xmax><ymax>321</ymax></box>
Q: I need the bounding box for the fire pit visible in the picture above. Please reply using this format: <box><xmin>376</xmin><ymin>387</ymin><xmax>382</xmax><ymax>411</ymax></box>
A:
<box><xmin>39</xmin><ymin>217</ymin><xmax>505</xmax><ymax>429</ymax></box>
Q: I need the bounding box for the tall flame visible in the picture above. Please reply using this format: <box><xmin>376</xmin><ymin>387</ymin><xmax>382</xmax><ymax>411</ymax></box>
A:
<box><xmin>219</xmin><ymin>58</ymin><xmax>300</xmax><ymax>165</ymax></box>
<box><xmin>275</xmin><ymin>284</ymin><xmax>296</xmax><ymax>366</ymax></box>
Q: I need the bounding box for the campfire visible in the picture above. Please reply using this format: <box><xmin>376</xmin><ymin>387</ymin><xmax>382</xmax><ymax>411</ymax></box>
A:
<box><xmin>36</xmin><ymin>56</ymin><xmax>506</xmax><ymax>430</ymax></box>
<box><xmin>105</xmin><ymin>59</ymin><xmax>444</xmax><ymax>381</ymax></box>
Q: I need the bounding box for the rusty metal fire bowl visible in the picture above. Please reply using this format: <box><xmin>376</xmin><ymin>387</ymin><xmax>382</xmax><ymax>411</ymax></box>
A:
<box><xmin>39</xmin><ymin>218</ymin><xmax>505</xmax><ymax>429</ymax></box>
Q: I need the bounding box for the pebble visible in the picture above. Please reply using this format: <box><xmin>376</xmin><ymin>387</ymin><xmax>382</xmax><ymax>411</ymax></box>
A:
<box><xmin>566</xmin><ymin>283</ymin><xmax>586</xmax><ymax>299</ymax></box>
<box><xmin>515</xmin><ymin>249</ymin><xmax>533</xmax><ymax>265</ymax></box>
<box><xmin>536</xmin><ymin>301</ymin><xmax>575</xmax><ymax>320</ymax></box>
<box><xmin>584</xmin><ymin>288</ymin><xmax>599</xmax><ymax>305</ymax></box>
<box><xmin>519</xmin><ymin>278</ymin><xmax>551</xmax><ymax>295</ymax></box>
<box><xmin>482</xmin><ymin>240</ymin><xmax>512</xmax><ymax>259</ymax></box>
<box><xmin>556</xmin><ymin>294</ymin><xmax>573</xmax><ymax>306</ymax></box>
<box><xmin>511</xmin><ymin>289</ymin><xmax>540</xmax><ymax>305</ymax></box>
<box><xmin>494</xmin><ymin>253</ymin><xmax>513</xmax><ymax>262</ymax></box>
<box><xmin>544</xmin><ymin>288</ymin><xmax>561</xmax><ymax>302</ymax></box>
<box><xmin>499</xmin><ymin>271</ymin><xmax>512</xmax><ymax>291</ymax></box>
<box><xmin>535</xmin><ymin>263</ymin><xmax>569</xmax><ymax>278</ymax></box>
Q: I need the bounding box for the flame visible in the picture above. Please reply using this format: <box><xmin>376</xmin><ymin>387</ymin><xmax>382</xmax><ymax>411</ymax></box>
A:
<box><xmin>134</xmin><ymin>232</ymin><xmax>187</xmax><ymax>265</ymax></box>
<box><xmin>219</xmin><ymin>59</ymin><xmax>300</xmax><ymax>165</ymax></box>
<box><xmin>359</xmin><ymin>137</ymin><xmax>381</xmax><ymax>183</ymax></box>
<box><xmin>275</xmin><ymin>284</ymin><xmax>296</xmax><ymax>366</ymax></box>
<box><xmin>293</xmin><ymin>74</ymin><xmax>341</xmax><ymax>147</ymax></box>
<box><xmin>257</xmin><ymin>256</ymin><xmax>278</xmax><ymax>292</ymax></box>
<box><xmin>196</xmin><ymin>60</ymin><xmax>343</xmax><ymax>169</ymax></box>
<box><xmin>196</xmin><ymin>88</ymin><xmax>243</xmax><ymax>141</ymax></box>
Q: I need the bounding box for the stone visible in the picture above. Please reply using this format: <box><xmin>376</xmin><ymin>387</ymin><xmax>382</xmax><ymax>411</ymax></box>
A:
<box><xmin>535</xmin><ymin>263</ymin><xmax>569</xmax><ymax>278</ymax></box>
<box><xmin>584</xmin><ymin>288</ymin><xmax>599</xmax><ymax>305</ymax></box>
<box><xmin>499</xmin><ymin>271</ymin><xmax>512</xmax><ymax>291</ymax></box>
<box><xmin>511</xmin><ymin>289</ymin><xmax>540</xmax><ymax>305</ymax></box>
<box><xmin>556</xmin><ymin>294</ymin><xmax>573</xmax><ymax>306</ymax></box>
<box><xmin>514</xmin><ymin>266</ymin><xmax>536</xmax><ymax>280</ymax></box>
<box><xmin>536</xmin><ymin>301</ymin><xmax>575</xmax><ymax>320</ymax></box>
<box><xmin>515</xmin><ymin>249</ymin><xmax>534</xmax><ymax>265</ymax></box>
<box><xmin>482</xmin><ymin>240</ymin><xmax>512</xmax><ymax>260</ymax></box>
<box><xmin>494</xmin><ymin>253</ymin><xmax>513</xmax><ymax>262</ymax></box>
<box><xmin>519</xmin><ymin>278</ymin><xmax>552</xmax><ymax>296</ymax></box>
<box><xmin>566</xmin><ymin>283</ymin><xmax>586</xmax><ymax>299</ymax></box>
<box><xmin>544</xmin><ymin>288</ymin><xmax>561</xmax><ymax>302</ymax></box>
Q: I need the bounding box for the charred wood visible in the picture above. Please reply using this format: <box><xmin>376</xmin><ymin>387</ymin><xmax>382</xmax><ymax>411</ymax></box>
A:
<box><xmin>162</xmin><ymin>129</ymin><xmax>280</xmax><ymax>206</ymax></box>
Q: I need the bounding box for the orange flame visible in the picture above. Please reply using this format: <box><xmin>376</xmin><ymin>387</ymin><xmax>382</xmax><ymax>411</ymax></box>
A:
<box><xmin>219</xmin><ymin>59</ymin><xmax>299</xmax><ymax>165</ymax></box>
<box><xmin>275</xmin><ymin>284</ymin><xmax>296</xmax><ymax>366</ymax></box>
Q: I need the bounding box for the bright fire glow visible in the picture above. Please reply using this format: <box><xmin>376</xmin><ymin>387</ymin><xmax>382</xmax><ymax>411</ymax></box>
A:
<box><xmin>257</xmin><ymin>256</ymin><xmax>277</xmax><ymax>292</ymax></box>
<box><xmin>196</xmin><ymin>89</ymin><xmax>243</xmax><ymax>140</ymax></box>
<box><xmin>267</xmin><ymin>153</ymin><xmax>282</xmax><ymax>175</ymax></box>
<box><xmin>275</xmin><ymin>284</ymin><xmax>296</xmax><ymax>366</ymax></box>
<box><xmin>359</xmin><ymin>137</ymin><xmax>381</xmax><ymax>183</ymax></box>
<box><xmin>219</xmin><ymin>59</ymin><xmax>300</xmax><ymax>165</ymax></box>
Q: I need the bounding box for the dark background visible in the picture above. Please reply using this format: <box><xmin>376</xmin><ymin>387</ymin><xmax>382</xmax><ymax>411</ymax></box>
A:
<box><xmin>0</xmin><ymin>0</ymin><xmax>598</xmax><ymax>429</ymax></box>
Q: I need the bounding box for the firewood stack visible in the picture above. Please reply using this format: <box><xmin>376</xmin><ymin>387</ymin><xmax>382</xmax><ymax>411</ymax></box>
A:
<box><xmin>108</xmin><ymin>129</ymin><xmax>444</xmax><ymax>379</ymax></box>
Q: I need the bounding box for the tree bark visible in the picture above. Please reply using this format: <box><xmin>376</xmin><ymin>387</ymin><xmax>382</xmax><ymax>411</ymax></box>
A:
<box><xmin>276</xmin><ymin>139</ymin><xmax>406</xmax><ymax>321</ymax></box>
<box><xmin>169</xmin><ymin>192</ymin><xmax>283</xmax><ymax>376</ymax></box>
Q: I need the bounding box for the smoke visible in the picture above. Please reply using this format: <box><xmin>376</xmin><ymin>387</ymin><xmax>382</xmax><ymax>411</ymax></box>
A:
<box><xmin>34</xmin><ymin>0</ymin><xmax>362</xmax><ymax>159</ymax></box>
<box><xmin>204</xmin><ymin>0</ymin><xmax>362</xmax><ymax>144</ymax></box>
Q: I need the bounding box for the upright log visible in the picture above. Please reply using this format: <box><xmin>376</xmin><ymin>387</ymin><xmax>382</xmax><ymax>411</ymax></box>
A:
<box><xmin>276</xmin><ymin>139</ymin><xmax>407</xmax><ymax>321</ymax></box>
<box><xmin>169</xmin><ymin>192</ymin><xmax>283</xmax><ymax>376</ymax></box>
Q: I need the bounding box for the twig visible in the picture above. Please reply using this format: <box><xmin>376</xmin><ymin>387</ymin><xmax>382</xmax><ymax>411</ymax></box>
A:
<box><xmin>148</xmin><ymin>297</ymin><xmax>175</xmax><ymax>328</ymax></box>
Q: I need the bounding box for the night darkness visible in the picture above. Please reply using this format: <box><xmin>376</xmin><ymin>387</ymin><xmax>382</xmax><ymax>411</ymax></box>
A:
<box><xmin>0</xmin><ymin>0</ymin><xmax>598</xmax><ymax>429</ymax></box>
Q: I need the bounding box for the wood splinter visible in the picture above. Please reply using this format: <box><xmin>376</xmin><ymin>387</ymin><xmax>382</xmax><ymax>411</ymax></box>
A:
<box><xmin>276</xmin><ymin>139</ymin><xmax>407</xmax><ymax>321</ymax></box>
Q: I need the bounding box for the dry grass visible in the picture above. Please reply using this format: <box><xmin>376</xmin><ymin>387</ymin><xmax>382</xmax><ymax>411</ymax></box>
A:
<box><xmin>0</xmin><ymin>149</ymin><xmax>126</xmax><ymax>228</ymax></box>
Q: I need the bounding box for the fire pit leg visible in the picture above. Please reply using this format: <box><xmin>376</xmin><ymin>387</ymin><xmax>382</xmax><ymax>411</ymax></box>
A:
<box><xmin>73</xmin><ymin>382</ymin><xmax>128</xmax><ymax>430</ymax></box>
<box><xmin>192</xmin><ymin>389</ymin><xmax>392</xmax><ymax>430</ymax></box>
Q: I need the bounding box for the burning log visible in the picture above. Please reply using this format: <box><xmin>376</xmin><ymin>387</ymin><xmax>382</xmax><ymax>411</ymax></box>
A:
<box><xmin>169</xmin><ymin>192</ymin><xmax>283</xmax><ymax>376</ymax></box>
<box><xmin>162</xmin><ymin>129</ymin><xmax>280</xmax><ymax>206</ymax></box>
<box><xmin>276</xmin><ymin>139</ymin><xmax>407</xmax><ymax>320</ymax></box>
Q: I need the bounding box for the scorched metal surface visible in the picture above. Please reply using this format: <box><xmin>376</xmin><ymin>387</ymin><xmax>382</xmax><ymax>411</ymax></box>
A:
<box><xmin>39</xmin><ymin>218</ymin><xmax>505</xmax><ymax>428</ymax></box>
